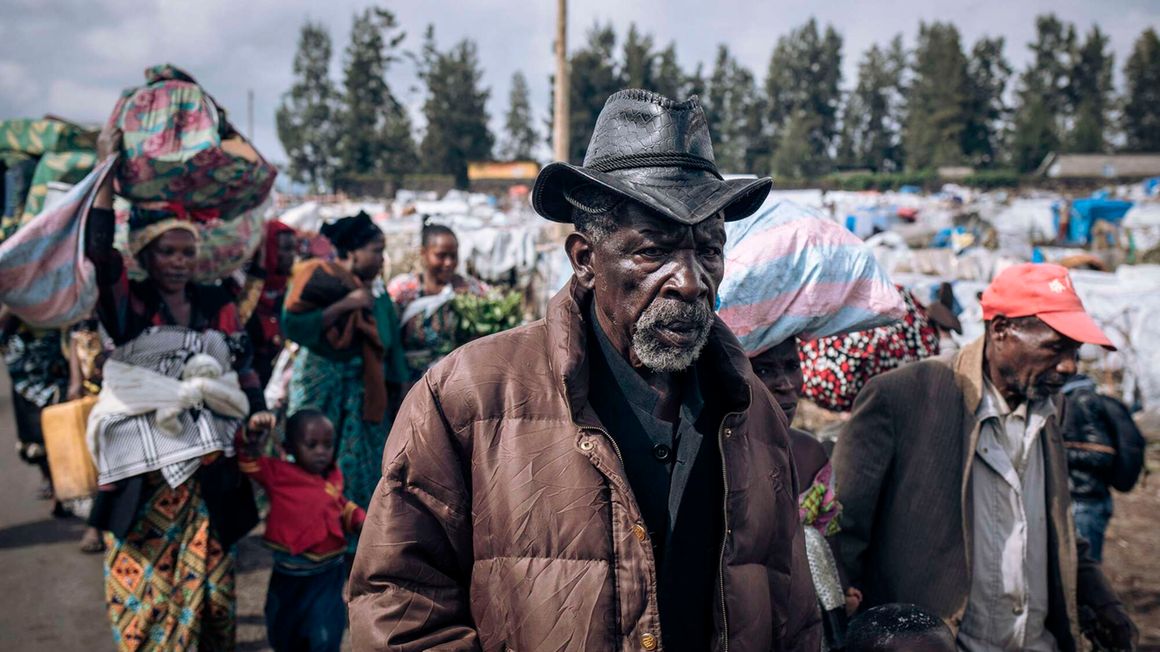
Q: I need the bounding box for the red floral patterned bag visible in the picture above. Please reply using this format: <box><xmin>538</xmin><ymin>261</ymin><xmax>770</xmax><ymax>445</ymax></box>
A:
<box><xmin>799</xmin><ymin>287</ymin><xmax>940</xmax><ymax>412</ymax></box>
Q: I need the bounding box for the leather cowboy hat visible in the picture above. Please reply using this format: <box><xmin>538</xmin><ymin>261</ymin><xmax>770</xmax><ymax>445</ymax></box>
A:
<box><xmin>532</xmin><ymin>89</ymin><xmax>772</xmax><ymax>225</ymax></box>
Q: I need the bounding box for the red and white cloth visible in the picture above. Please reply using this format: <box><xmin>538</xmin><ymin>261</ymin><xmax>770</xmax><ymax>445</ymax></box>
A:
<box><xmin>800</xmin><ymin>287</ymin><xmax>940</xmax><ymax>412</ymax></box>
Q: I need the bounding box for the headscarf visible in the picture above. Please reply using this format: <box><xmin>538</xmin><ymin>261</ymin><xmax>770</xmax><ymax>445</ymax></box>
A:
<box><xmin>319</xmin><ymin>211</ymin><xmax>381</xmax><ymax>254</ymax></box>
<box><xmin>262</xmin><ymin>220</ymin><xmax>297</xmax><ymax>294</ymax></box>
<box><xmin>127</xmin><ymin>201</ymin><xmax>212</xmax><ymax>257</ymax></box>
<box><xmin>128</xmin><ymin>219</ymin><xmax>200</xmax><ymax>258</ymax></box>
<box><xmin>253</xmin><ymin>220</ymin><xmax>297</xmax><ymax>344</ymax></box>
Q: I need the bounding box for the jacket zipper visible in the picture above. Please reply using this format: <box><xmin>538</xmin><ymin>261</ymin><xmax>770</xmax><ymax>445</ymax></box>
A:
<box><xmin>717</xmin><ymin>409</ymin><xmax>741</xmax><ymax>652</ymax></box>
<box><xmin>602</xmin><ymin>428</ymin><xmax>626</xmax><ymax>466</ymax></box>
<box><xmin>579</xmin><ymin>424</ymin><xmax>630</xmax><ymax>643</ymax></box>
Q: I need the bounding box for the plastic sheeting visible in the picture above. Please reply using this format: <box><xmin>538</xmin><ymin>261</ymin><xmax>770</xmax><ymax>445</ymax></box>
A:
<box><xmin>989</xmin><ymin>199</ymin><xmax>1059</xmax><ymax>254</ymax></box>
<box><xmin>1070</xmin><ymin>265</ymin><xmax>1160</xmax><ymax>412</ymax></box>
<box><xmin>1069</xmin><ymin>197</ymin><xmax>1133</xmax><ymax>245</ymax></box>
<box><xmin>1122</xmin><ymin>203</ymin><xmax>1160</xmax><ymax>253</ymax></box>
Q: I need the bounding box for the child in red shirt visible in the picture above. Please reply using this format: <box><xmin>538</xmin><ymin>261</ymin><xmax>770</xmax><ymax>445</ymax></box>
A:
<box><xmin>241</xmin><ymin>409</ymin><xmax>364</xmax><ymax>652</ymax></box>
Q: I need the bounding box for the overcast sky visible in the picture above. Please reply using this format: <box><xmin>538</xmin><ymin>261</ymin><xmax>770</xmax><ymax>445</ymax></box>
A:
<box><xmin>2</xmin><ymin>0</ymin><xmax>1155</xmax><ymax>164</ymax></box>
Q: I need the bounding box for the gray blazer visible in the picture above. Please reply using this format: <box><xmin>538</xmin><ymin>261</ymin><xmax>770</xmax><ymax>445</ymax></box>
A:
<box><xmin>832</xmin><ymin>337</ymin><xmax>1119</xmax><ymax>651</ymax></box>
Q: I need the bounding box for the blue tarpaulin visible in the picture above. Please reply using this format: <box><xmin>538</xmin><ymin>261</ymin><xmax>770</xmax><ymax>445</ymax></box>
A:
<box><xmin>1069</xmin><ymin>197</ymin><xmax>1133</xmax><ymax>244</ymax></box>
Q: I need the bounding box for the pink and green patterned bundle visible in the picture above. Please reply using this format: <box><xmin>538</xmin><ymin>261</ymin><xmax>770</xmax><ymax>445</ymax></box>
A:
<box><xmin>107</xmin><ymin>64</ymin><xmax>276</xmax><ymax>222</ymax></box>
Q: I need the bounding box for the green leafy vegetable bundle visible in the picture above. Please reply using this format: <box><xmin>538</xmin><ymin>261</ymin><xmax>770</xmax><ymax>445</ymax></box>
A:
<box><xmin>450</xmin><ymin>290</ymin><xmax>524</xmax><ymax>344</ymax></box>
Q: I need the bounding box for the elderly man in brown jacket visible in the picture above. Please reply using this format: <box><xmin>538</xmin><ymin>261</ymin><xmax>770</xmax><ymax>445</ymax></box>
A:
<box><xmin>347</xmin><ymin>89</ymin><xmax>820</xmax><ymax>651</ymax></box>
<box><xmin>833</xmin><ymin>263</ymin><xmax>1136</xmax><ymax>652</ymax></box>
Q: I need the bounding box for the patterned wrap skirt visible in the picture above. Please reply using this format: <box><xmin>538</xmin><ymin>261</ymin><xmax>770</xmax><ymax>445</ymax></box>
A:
<box><xmin>104</xmin><ymin>475</ymin><xmax>236</xmax><ymax>651</ymax></box>
<box><xmin>287</xmin><ymin>347</ymin><xmax>390</xmax><ymax>512</ymax></box>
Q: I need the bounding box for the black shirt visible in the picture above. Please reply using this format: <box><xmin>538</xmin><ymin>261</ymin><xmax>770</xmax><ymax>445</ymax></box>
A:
<box><xmin>586</xmin><ymin>306</ymin><xmax>724</xmax><ymax>651</ymax></box>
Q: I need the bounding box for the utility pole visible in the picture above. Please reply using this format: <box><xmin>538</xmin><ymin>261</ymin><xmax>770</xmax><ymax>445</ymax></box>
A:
<box><xmin>246</xmin><ymin>89</ymin><xmax>255</xmax><ymax>141</ymax></box>
<box><xmin>552</xmin><ymin>0</ymin><xmax>570</xmax><ymax>163</ymax></box>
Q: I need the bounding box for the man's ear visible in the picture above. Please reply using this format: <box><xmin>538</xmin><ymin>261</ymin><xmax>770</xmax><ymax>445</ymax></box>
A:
<box><xmin>989</xmin><ymin>315</ymin><xmax>1011</xmax><ymax>341</ymax></box>
<box><xmin>566</xmin><ymin>231</ymin><xmax>597</xmax><ymax>289</ymax></box>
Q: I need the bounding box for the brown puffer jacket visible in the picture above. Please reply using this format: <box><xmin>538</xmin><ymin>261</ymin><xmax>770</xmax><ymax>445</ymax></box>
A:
<box><xmin>348</xmin><ymin>279</ymin><xmax>820</xmax><ymax>651</ymax></box>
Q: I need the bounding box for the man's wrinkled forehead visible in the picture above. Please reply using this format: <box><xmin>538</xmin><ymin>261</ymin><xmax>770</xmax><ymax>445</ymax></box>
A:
<box><xmin>1009</xmin><ymin>315</ymin><xmax>1078</xmax><ymax>347</ymax></box>
<box><xmin>621</xmin><ymin>203</ymin><xmax>726</xmax><ymax>241</ymax></box>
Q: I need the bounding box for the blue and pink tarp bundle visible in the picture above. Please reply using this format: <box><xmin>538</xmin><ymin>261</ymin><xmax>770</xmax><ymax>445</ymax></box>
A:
<box><xmin>718</xmin><ymin>200</ymin><xmax>905</xmax><ymax>356</ymax></box>
<box><xmin>0</xmin><ymin>158</ymin><xmax>116</xmax><ymax>327</ymax></box>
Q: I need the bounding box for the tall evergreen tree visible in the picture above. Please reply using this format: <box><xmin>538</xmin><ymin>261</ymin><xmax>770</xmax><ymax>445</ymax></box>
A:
<box><xmin>962</xmin><ymin>36</ymin><xmax>1012</xmax><ymax>167</ymax></box>
<box><xmin>763</xmin><ymin>19</ymin><xmax>843</xmax><ymax>176</ymax></box>
<box><xmin>903</xmin><ymin>22</ymin><xmax>970</xmax><ymax>170</ymax></box>
<box><xmin>621</xmin><ymin>24</ymin><xmax>656</xmax><ymax>89</ymax></box>
<box><xmin>653</xmin><ymin>44</ymin><xmax>686</xmax><ymax>99</ymax></box>
<box><xmin>336</xmin><ymin>8</ymin><xmax>414</xmax><ymax>184</ymax></box>
<box><xmin>502</xmin><ymin>71</ymin><xmax>538</xmax><ymax>160</ymax></box>
<box><xmin>771</xmin><ymin>109</ymin><xmax>824</xmax><ymax>179</ymax></box>
<box><xmin>703</xmin><ymin>45</ymin><xmax>765</xmax><ymax>173</ymax></box>
<box><xmin>549</xmin><ymin>23</ymin><xmax>621</xmax><ymax>164</ymax></box>
<box><xmin>277</xmin><ymin>21</ymin><xmax>338</xmax><ymax>191</ymax></box>
<box><xmin>685</xmin><ymin>62</ymin><xmax>708</xmax><ymax>99</ymax></box>
<box><xmin>1067</xmin><ymin>26</ymin><xmax>1113</xmax><ymax>153</ymax></box>
<box><xmin>1011</xmin><ymin>90</ymin><xmax>1058</xmax><ymax>172</ymax></box>
<box><xmin>838</xmin><ymin>36</ymin><xmax>906</xmax><ymax>172</ymax></box>
<box><xmin>1009</xmin><ymin>14</ymin><xmax>1075</xmax><ymax>170</ymax></box>
<box><xmin>1122</xmin><ymin>28</ymin><xmax>1160</xmax><ymax>152</ymax></box>
<box><xmin>418</xmin><ymin>28</ymin><xmax>495</xmax><ymax>188</ymax></box>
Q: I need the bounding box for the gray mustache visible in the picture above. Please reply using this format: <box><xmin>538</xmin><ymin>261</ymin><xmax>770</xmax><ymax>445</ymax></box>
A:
<box><xmin>637</xmin><ymin>298</ymin><xmax>713</xmax><ymax>331</ymax></box>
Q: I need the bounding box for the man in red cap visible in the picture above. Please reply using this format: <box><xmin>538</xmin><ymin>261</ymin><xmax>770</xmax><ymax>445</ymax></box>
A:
<box><xmin>832</xmin><ymin>263</ymin><xmax>1136</xmax><ymax>651</ymax></box>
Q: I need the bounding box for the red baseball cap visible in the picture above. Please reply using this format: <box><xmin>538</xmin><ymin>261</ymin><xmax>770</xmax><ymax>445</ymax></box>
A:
<box><xmin>981</xmin><ymin>263</ymin><xmax>1115</xmax><ymax>350</ymax></box>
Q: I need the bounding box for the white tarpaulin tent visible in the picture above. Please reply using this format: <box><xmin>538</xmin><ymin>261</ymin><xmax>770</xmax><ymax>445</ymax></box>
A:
<box><xmin>1122</xmin><ymin>202</ymin><xmax>1160</xmax><ymax>253</ymax></box>
<box><xmin>1071</xmin><ymin>265</ymin><xmax>1160</xmax><ymax>412</ymax></box>
<box><xmin>989</xmin><ymin>198</ymin><xmax>1059</xmax><ymax>254</ymax></box>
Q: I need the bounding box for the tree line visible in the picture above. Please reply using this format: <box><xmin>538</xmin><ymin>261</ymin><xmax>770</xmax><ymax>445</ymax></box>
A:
<box><xmin>277</xmin><ymin>10</ymin><xmax>1160</xmax><ymax>191</ymax></box>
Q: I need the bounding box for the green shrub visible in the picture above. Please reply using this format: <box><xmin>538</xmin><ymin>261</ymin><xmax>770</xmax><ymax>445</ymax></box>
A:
<box><xmin>961</xmin><ymin>169</ymin><xmax>1022</xmax><ymax>189</ymax></box>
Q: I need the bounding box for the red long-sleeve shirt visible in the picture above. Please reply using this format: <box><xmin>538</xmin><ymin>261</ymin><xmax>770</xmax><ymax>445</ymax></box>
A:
<box><xmin>239</xmin><ymin>452</ymin><xmax>365</xmax><ymax>559</ymax></box>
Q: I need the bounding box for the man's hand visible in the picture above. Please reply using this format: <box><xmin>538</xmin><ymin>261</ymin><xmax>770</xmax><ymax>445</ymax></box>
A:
<box><xmin>1092</xmin><ymin>603</ymin><xmax>1138</xmax><ymax>651</ymax></box>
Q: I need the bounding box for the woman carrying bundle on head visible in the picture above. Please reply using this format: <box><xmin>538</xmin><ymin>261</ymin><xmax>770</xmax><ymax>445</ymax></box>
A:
<box><xmin>282</xmin><ymin>212</ymin><xmax>407</xmax><ymax>516</ymax></box>
<box><xmin>717</xmin><ymin>199</ymin><xmax>908</xmax><ymax>650</ymax></box>
<box><xmin>84</xmin><ymin>125</ymin><xmax>269</xmax><ymax>651</ymax></box>
<box><xmin>386</xmin><ymin>219</ymin><xmax>490</xmax><ymax>381</ymax></box>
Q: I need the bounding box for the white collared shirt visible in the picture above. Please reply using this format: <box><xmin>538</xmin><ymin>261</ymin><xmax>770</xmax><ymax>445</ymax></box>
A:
<box><xmin>958</xmin><ymin>380</ymin><xmax>1057</xmax><ymax>652</ymax></box>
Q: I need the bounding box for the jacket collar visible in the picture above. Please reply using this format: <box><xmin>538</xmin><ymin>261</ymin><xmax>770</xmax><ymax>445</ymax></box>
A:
<box><xmin>545</xmin><ymin>276</ymin><xmax>753</xmax><ymax>427</ymax></box>
<box><xmin>949</xmin><ymin>334</ymin><xmax>1076</xmax><ymax>638</ymax></box>
<box><xmin>952</xmin><ymin>335</ymin><xmax>987</xmax><ymax>414</ymax></box>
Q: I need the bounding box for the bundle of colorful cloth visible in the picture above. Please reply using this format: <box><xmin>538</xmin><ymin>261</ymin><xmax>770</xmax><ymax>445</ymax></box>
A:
<box><xmin>106</xmin><ymin>64</ymin><xmax>277</xmax><ymax>282</ymax></box>
<box><xmin>108</xmin><ymin>64</ymin><xmax>276</xmax><ymax>221</ymax></box>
